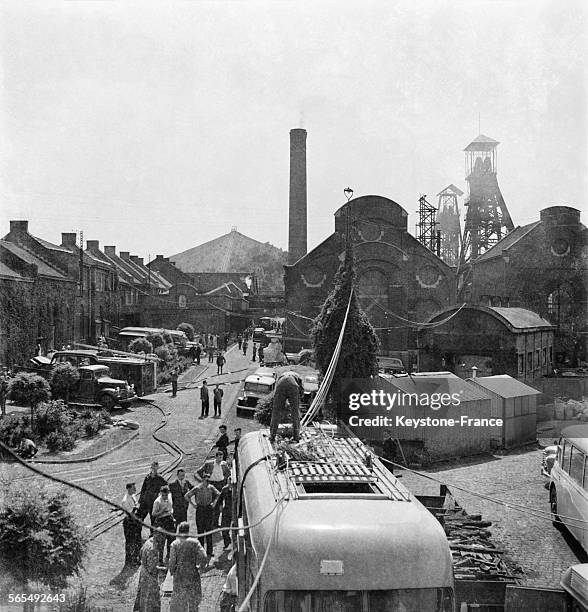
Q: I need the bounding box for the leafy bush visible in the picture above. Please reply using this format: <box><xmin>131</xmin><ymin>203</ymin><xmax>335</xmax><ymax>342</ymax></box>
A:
<box><xmin>177</xmin><ymin>322</ymin><xmax>195</xmax><ymax>341</ymax></box>
<box><xmin>0</xmin><ymin>414</ymin><xmax>32</xmax><ymax>448</ymax></box>
<box><xmin>162</xmin><ymin>332</ymin><xmax>173</xmax><ymax>345</ymax></box>
<box><xmin>50</xmin><ymin>363</ymin><xmax>80</xmax><ymax>404</ymax></box>
<box><xmin>154</xmin><ymin>345</ymin><xmax>171</xmax><ymax>363</ymax></box>
<box><xmin>0</xmin><ymin>480</ymin><xmax>88</xmax><ymax>588</ymax></box>
<box><xmin>146</xmin><ymin>333</ymin><xmax>165</xmax><ymax>349</ymax></box>
<box><xmin>129</xmin><ymin>338</ymin><xmax>153</xmax><ymax>354</ymax></box>
<box><xmin>46</xmin><ymin>431</ymin><xmax>76</xmax><ymax>452</ymax></box>
<box><xmin>8</xmin><ymin>373</ymin><xmax>51</xmax><ymax>408</ymax></box>
<box><xmin>254</xmin><ymin>391</ymin><xmax>276</xmax><ymax>426</ymax></box>
<box><xmin>34</xmin><ymin>400</ymin><xmax>74</xmax><ymax>439</ymax></box>
<box><xmin>83</xmin><ymin>415</ymin><xmax>103</xmax><ymax>438</ymax></box>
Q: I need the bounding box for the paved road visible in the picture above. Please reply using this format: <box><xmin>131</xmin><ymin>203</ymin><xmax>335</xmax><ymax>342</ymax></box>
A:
<box><xmin>1</xmin><ymin>342</ymin><xmax>263</xmax><ymax>612</ymax></box>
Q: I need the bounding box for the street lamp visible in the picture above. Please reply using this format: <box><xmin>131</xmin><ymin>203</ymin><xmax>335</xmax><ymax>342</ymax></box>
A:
<box><xmin>344</xmin><ymin>187</ymin><xmax>354</xmax><ymax>201</ymax></box>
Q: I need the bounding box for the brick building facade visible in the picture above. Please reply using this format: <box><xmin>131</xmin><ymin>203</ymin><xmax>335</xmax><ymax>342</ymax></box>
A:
<box><xmin>284</xmin><ymin>195</ymin><xmax>456</xmax><ymax>353</ymax></box>
<box><xmin>467</xmin><ymin>206</ymin><xmax>587</xmax><ymax>365</ymax></box>
<box><xmin>419</xmin><ymin>305</ymin><xmax>554</xmax><ymax>384</ymax></box>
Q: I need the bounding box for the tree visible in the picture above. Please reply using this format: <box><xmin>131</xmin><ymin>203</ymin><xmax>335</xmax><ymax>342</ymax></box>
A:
<box><xmin>129</xmin><ymin>337</ymin><xmax>153</xmax><ymax>354</ymax></box>
<box><xmin>147</xmin><ymin>333</ymin><xmax>165</xmax><ymax>349</ymax></box>
<box><xmin>49</xmin><ymin>363</ymin><xmax>80</xmax><ymax>405</ymax></box>
<box><xmin>177</xmin><ymin>322</ymin><xmax>195</xmax><ymax>341</ymax></box>
<box><xmin>7</xmin><ymin>373</ymin><xmax>51</xmax><ymax>428</ymax></box>
<box><xmin>0</xmin><ymin>480</ymin><xmax>88</xmax><ymax>601</ymax></box>
<box><xmin>311</xmin><ymin>242</ymin><xmax>379</xmax><ymax>416</ymax></box>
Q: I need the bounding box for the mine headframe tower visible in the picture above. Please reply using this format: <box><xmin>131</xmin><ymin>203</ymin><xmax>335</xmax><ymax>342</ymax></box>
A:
<box><xmin>416</xmin><ymin>194</ymin><xmax>440</xmax><ymax>256</ymax></box>
<box><xmin>436</xmin><ymin>184</ymin><xmax>463</xmax><ymax>267</ymax></box>
<box><xmin>459</xmin><ymin>134</ymin><xmax>514</xmax><ymax>265</ymax></box>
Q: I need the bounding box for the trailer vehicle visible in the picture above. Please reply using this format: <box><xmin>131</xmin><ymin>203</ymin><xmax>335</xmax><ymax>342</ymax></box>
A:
<box><xmin>235</xmin><ymin>423</ymin><xmax>455</xmax><ymax>611</ymax></box>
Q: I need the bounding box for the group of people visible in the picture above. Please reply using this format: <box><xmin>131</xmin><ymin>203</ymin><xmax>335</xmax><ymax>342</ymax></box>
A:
<box><xmin>129</xmin><ymin>426</ymin><xmax>241</xmax><ymax>611</ymax></box>
<box><xmin>238</xmin><ymin>334</ymin><xmax>265</xmax><ymax>365</ymax></box>
<box><xmin>199</xmin><ymin>381</ymin><xmax>226</xmax><ymax>418</ymax></box>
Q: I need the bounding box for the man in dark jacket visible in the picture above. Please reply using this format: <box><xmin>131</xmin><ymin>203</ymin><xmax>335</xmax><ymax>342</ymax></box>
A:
<box><xmin>269</xmin><ymin>371</ymin><xmax>303</xmax><ymax>443</ymax></box>
<box><xmin>200</xmin><ymin>381</ymin><xmax>209</xmax><ymax>418</ymax></box>
<box><xmin>169</xmin><ymin>468</ymin><xmax>194</xmax><ymax>525</ymax></box>
<box><xmin>138</xmin><ymin>460</ymin><xmax>168</xmax><ymax>524</ymax></box>
<box><xmin>194</xmin><ymin>344</ymin><xmax>202</xmax><ymax>365</ymax></box>
<box><xmin>214</xmin><ymin>425</ymin><xmax>230</xmax><ymax>460</ymax></box>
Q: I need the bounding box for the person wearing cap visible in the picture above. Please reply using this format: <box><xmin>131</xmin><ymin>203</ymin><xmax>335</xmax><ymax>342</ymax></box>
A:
<box><xmin>213</xmin><ymin>425</ymin><xmax>230</xmax><ymax>459</ymax></box>
<box><xmin>168</xmin><ymin>522</ymin><xmax>207</xmax><ymax>612</ymax></box>
<box><xmin>169</xmin><ymin>468</ymin><xmax>194</xmax><ymax>525</ymax></box>
<box><xmin>269</xmin><ymin>371</ymin><xmax>304</xmax><ymax>443</ymax></box>
<box><xmin>213</xmin><ymin>384</ymin><xmax>224</xmax><ymax>418</ymax></box>
<box><xmin>138</xmin><ymin>461</ymin><xmax>167</xmax><ymax>525</ymax></box>
<box><xmin>121</xmin><ymin>482</ymin><xmax>141</xmax><ymax>567</ymax></box>
<box><xmin>184</xmin><ymin>473</ymin><xmax>220</xmax><ymax>558</ymax></box>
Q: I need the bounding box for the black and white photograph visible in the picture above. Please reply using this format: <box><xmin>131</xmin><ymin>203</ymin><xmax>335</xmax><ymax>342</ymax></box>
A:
<box><xmin>0</xmin><ymin>1</ymin><xmax>586</xmax><ymax>611</ymax></box>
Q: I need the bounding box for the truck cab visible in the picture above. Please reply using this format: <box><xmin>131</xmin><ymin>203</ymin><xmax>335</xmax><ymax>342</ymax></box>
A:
<box><xmin>73</xmin><ymin>365</ymin><xmax>136</xmax><ymax>411</ymax></box>
<box><xmin>236</xmin><ymin>373</ymin><xmax>276</xmax><ymax>418</ymax></box>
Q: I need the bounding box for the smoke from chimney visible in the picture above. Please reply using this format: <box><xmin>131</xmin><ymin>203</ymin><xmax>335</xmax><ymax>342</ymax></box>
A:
<box><xmin>288</xmin><ymin>128</ymin><xmax>307</xmax><ymax>265</ymax></box>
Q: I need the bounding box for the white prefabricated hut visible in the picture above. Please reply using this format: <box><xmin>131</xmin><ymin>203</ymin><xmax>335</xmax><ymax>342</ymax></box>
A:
<box><xmin>467</xmin><ymin>375</ymin><xmax>540</xmax><ymax>448</ymax></box>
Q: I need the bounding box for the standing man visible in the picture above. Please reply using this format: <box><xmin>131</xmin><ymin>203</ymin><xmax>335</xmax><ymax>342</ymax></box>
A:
<box><xmin>138</xmin><ymin>461</ymin><xmax>167</xmax><ymax>526</ymax></box>
<box><xmin>198</xmin><ymin>450</ymin><xmax>229</xmax><ymax>527</ymax></box>
<box><xmin>169</xmin><ymin>469</ymin><xmax>194</xmax><ymax>526</ymax></box>
<box><xmin>237</xmin><ymin>333</ymin><xmax>242</xmax><ymax>350</ymax></box>
<box><xmin>170</xmin><ymin>367</ymin><xmax>179</xmax><ymax>398</ymax></box>
<box><xmin>214</xmin><ymin>425</ymin><xmax>230</xmax><ymax>460</ymax></box>
<box><xmin>216</xmin><ymin>352</ymin><xmax>226</xmax><ymax>375</ymax></box>
<box><xmin>168</xmin><ymin>522</ymin><xmax>208</xmax><ymax>612</ymax></box>
<box><xmin>121</xmin><ymin>482</ymin><xmax>141</xmax><ymax>567</ymax></box>
<box><xmin>381</xmin><ymin>430</ymin><xmax>398</xmax><ymax>474</ymax></box>
<box><xmin>194</xmin><ymin>344</ymin><xmax>201</xmax><ymax>365</ymax></box>
<box><xmin>185</xmin><ymin>474</ymin><xmax>220</xmax><ymax>559</ymax></box>
<box><xmin>200</xmin><ymin>380</ymin><xmax>209</xmax><ymax>418</ymax></box>
<box><xmin>258</xmin><ymin>344</ymin><xmax>264</xmax><ymax>366</ymax></box>
<box><xmin>0</xmin><ymin>368</ymin><xmax>9</xmax><ymax>417</ymax></box>
<box><xmin>252</xmin><ymin>343</ymin><xmax>257</xmax><ymax>362</ymax></box>
<box><xmin>207</xmin><ymin>345</ymin><xmax>214</xmax><ymax>363</ymax></box>
<box><xmin>269</xmin><ymin>371</ymin><xmax>303</xmax><ymax>443</ymax></box>
<box><xmin>230</xmin><ymin>428</ymin><xmax>242</xmax><ymax>459</ymax></box>
<box><xmin>151</xmin><ymin>485</ymin><xmax>175</xmax><ymax>567</ymax></box>
<box><xmin>216</xmin><ymin>482</ymin><xmax>233</xmax><ymax>549</ymax></box>
<box><xmin>213</xmin><ymin>384</ymin><xmax>224</xmax><ymax>418</ymax></box>
<box><xmin>242</xmin><ymin>338</ymin><xmax>248</xmax><ymax>357</ymax></box>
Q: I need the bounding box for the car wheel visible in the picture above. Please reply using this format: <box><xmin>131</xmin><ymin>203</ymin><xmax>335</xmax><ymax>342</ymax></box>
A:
<box><xmin>100</xmin><ymin>394</ymin><xmax>116</xmax><ymax>411</ymax></box>
<box><xmin>550</xmin><ymin>486</ymin><xmax>562</xmax><ymax>528</ymax></box>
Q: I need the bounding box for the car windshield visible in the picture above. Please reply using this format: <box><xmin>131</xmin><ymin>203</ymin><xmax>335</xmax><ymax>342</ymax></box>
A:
<box><xmin>244</xmin><ymin>382</ymin><xmax>272</xmax><ymax>394</ymax></box>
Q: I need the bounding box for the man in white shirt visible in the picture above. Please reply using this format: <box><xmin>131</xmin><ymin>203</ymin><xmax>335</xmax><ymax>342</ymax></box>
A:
<box><xmin>152</xmin><ymin>485</ymin><xmax>175</xmax><ymax>567</ymax></box>
<box><xmin>197</xmin><ymin>451</ymin><xmax>230</xmax><ymax>526</ymax></box>
<box><xmin>121</xmin><ymin>482</ymin><xmax>141</xmax><ymax>567</ymax></box>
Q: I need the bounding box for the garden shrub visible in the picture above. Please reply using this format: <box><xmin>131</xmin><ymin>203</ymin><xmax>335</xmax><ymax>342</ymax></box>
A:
<box><xmin>34</xmin><ymin>400</ymin><xmax>74</xmax><ymax>439</ymax></box>
<box><xmin>46</xmin><ymin>431</ymin><xmax>76</xmax><ymax>452</ymax></box>
<box><xmin>0</xmin><ymin>414</ymin><xmax>32</xmax><ymax>447</ymax></box>
<box><xmin>7</xmin><ymin>373</ymin><xmax>51</xmax><ymax>408</ymax></box>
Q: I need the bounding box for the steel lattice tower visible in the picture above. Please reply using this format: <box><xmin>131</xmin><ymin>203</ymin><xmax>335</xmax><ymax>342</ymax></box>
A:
<box><xmin>459</xmin><ymin>135</ymin><xmax>514</xmax><ymax>264</ymax></box>
<box><xmin>436</xmin><ymin>184</ymin><xmax>463</xmax><ymax>266</ymax></box>
<box><xmin>416</xmin><ymin>195</ymin><xmax>439</xmax><ymax>254</ymax></box>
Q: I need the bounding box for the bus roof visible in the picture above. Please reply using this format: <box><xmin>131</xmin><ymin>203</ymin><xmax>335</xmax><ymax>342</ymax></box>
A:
<box><xmin>238</xmin><ymin>426</ymin><xmax>453</xmax><ymax>590</ymax></box>
<box><xmin>561</xmin><ymin>424</ymin><xmax>588</xmax><ymax>454</ymax></box>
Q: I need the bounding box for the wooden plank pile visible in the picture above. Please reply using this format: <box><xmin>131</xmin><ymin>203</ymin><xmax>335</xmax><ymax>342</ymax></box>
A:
<box><xmin>444</xmin><ymin>509</ymin><xmax>516</xmax><ymax>582</ymax></box>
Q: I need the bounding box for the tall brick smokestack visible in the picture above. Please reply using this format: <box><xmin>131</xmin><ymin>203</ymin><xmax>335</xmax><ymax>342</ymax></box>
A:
<box><xmin>288</xmin><ymin>128</ymin><xmax>307</xmax><ymax>264</ymax></box>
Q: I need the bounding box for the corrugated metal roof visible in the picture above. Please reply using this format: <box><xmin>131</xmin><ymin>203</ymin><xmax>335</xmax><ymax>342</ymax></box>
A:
<box><xmin>0</xmin><ymin>240</ymin><xmax>67</xmax><ymax>280</ymax></box>
<box><xmin>379</xmin><ymin>371</ymin><xmax>491</xmax><ymax>402</ymax></box>
<box><xmin>468</xmin><ymin>375</ymin><xmax>541</xmax><ymax>398</ymax></box>
<box><xmin>489</xmin><ymin>307</ymin><xmax>552</xmax><ymax>329</ymax></box>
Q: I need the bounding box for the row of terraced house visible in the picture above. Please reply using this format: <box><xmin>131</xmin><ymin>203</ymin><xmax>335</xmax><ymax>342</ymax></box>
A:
<box><xmin>0</xmin><ymin>220</ymin><xmax>254</xmax><ymax>368</ymax></box>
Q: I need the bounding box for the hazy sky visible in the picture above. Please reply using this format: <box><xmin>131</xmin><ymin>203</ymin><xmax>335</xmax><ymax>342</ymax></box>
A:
<box><xmin>1</xmin><ymin>0</ymin><xmax>586</xmax><ymax>261</ymax></box>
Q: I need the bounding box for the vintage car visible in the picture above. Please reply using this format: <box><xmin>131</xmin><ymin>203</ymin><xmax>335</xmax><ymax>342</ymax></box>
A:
<box><xmin>71</xmin><ymin>365</ymin><xmax>136</xmax><ymax>410</ymax></box>
<box><xmin>285</xmin><ymin>348</ymin><xmax>314</xmax><ymax>365</ymax></box>
<box><xmin>236</xmin><ymin>372</ymin><xmax>276</xmax><ymax>418</ymax></box>
<box><xmin>301</xmin><ymin>372</ymin><xmax>320</xmax><ymax>406</ymax></box>
<box><xmin>377</xmin><ymin>356</ymin><xmax>406</xmax><ymax>375</ymax></box>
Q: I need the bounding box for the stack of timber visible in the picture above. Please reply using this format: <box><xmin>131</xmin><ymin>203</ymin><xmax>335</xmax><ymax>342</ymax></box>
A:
<box><xmin>444</xmin><ymin>509</ymin><xmax>516</xmax><ymax>582</ymax></box>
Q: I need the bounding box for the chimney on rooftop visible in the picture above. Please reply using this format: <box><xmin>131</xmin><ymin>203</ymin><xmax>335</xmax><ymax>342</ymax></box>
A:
<box><xmin>104</xmin><ymin>246</ymin><xmax>116</xmax><ymax>257</ymax></box>
<box><xmin>288</xmin><ymin>128</ymin><xmax>307</xmax><ymax>265</ymax></box>
<box><xmin>120</xmin><ymin>251</ymin><xmax>130</xmax><ymax>261</ymax></box>
<box><xmin>10</xmin><ymin>220</ymin><xmax>29</xmax><ymax>235</ymax></box>
<box><xmin>61</xmin><ymin>233</ymin><xmax>77</xmax><ymax>248</ymax></box>
<box><xmin>86</xmin><ymin>240</ymin><xmax>99</xmax><ymax>250</ymax></box>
